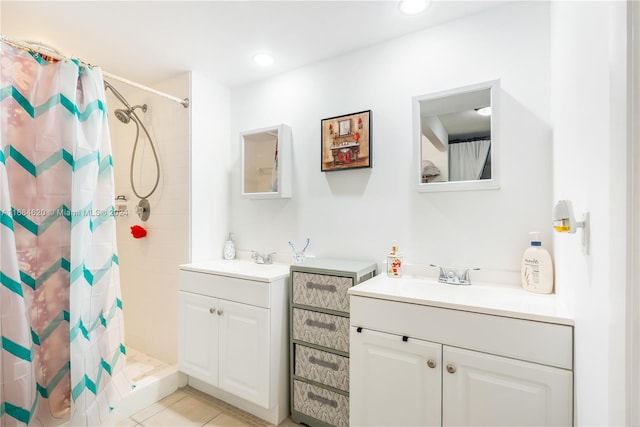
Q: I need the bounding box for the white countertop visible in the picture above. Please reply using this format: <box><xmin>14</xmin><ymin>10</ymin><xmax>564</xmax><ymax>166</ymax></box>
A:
<box><xmin>179</xmin><ymin>259</ymin><xmax>290</xmax><ymax>282</ymax></box>
<box><xmin>348</xmin><ymin>273</ymin><xmax>574</xmax><ymax>326</ymax></box>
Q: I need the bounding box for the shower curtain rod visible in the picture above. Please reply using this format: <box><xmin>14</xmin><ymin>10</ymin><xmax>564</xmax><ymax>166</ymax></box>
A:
<box><xmin>1</xmin><ymin>34</ymin><xmax>190</xmax><ymax>108</ymax></box>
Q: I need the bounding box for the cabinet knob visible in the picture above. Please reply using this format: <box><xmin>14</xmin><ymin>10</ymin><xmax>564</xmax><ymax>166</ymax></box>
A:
<box><xmin>209</xmin><ymin>308</ymin><xmax>215</xmax><ymax>314</ymax></box>
<box><xmin>427</xmin><ymin>359</ymin><xmax>436</xmax><ymax>369</ymax></box>
<box><xmin>217</xmin><ymin>310</ymin><xmax>223</xmax><ymax>316</ymax></box>
<box><xmin>446</xmin><ymin>364</ymin><xmax>456</xmax><ymax>374</ymax></box>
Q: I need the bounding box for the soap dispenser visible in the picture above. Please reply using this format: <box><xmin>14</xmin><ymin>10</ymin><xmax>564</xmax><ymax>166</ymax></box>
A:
<box><xmin>521</xmin><ymin>232</ymin><xmax>553</xmax><ymax>294</ymax></box>
<box><xmin>223</xmin><ymin>233</ymin><xmax>236</xmax><ymax>260</ymax></box>
<box><xmin>387</xmin><ymin>245</ymin><xmax>403</xmax><ymax>278</ymax></box>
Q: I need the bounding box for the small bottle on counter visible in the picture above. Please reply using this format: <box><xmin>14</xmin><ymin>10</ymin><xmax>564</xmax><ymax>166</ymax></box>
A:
<box><xmin>387</xmin><ymin>245</ymin><xmax>403</xmax><ymax>278</ymax></box>
<box><xmin>223</xmin><ymin>233</ymin><xmax>236</xmax><ymax>260</ymax></box>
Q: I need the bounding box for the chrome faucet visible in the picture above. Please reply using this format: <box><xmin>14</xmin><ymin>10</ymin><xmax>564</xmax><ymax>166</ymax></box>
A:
<box><xmin>251</xmin><ymin>251</ymin><xmax>275</xmax><ymax>264</ymax></box>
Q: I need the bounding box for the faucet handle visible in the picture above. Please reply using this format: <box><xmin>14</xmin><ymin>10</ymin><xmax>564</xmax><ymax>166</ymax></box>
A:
<box><xmin>264</xmin><ymin>252</ymin><xmax>276</xmax><ymax>264</ymax></box>
<box><xmin>251</xmin><ymin>250</ymin><xmax>264</xmax><ymax>264</ymax></box>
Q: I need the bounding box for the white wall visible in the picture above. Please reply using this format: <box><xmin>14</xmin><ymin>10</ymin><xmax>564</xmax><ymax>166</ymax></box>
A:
<box><xmin>229</xmin><ymin>2</ymin><xmax>551</xmax><ymax>274</ymax></box>
<box><xmin>191</xmin><ymin>72</ymin><xmax>231</xmax><ymax>262</ymax></box>
<box><xmin>550</xmin><ymin>2</ymin><xmax>628</xmax><ymax>425</ymax></box>
<box><xmin>109</xmin><ymin>73</ymin><xmax>191</xmax><ymax>364</ymax></box>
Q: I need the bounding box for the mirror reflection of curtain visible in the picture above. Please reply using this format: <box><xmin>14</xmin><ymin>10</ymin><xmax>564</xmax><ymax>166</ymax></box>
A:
<box><xmin>270</xmin><ymin>137</ymin><xmax>278</xmax><ymax>192</ymax></box>
<box><xmin>449</xmin><ymin>139</ymin><xmax>491</xmax><ymax>181</ymax></box>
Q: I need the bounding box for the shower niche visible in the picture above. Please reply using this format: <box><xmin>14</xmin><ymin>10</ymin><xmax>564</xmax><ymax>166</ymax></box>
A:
<box><xmin>241</xmin><ymin>124</ymin><xmax>292</xmax><ymax>199</ymax></box>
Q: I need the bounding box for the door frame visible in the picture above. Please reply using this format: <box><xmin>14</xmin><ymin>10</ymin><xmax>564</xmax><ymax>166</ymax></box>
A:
<box><xmin>627</xmin><ymin>1</ymin><xmax>640</xmax><ymax>424</ymax></box>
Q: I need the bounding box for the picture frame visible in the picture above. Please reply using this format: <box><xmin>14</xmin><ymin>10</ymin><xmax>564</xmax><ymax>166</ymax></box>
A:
<box><xmin>321</xmin><ymin>110</ymin><xmax>371</xmax><ymax>172</ymax></box>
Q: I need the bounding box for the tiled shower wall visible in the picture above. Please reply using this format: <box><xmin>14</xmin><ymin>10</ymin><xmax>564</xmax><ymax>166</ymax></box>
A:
<box><xmin>108</xmin><ymin>73</ymin><xmax>190</xmax><ymax>364</ymax></box>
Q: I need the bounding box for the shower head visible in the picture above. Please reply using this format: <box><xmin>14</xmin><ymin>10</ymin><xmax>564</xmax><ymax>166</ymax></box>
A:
<box><xmin>105</xmin><ymin>80</ymin><xmax>147</xmax><ymax>124</ymax></box>
<box><xmin>114</xmin><ymin>104</ymin><xmax>147</xmax><ymax>124</ymax></box>
<box><xmin>104</xmin><ymin>79</ymin><xmax>160</xmax><ymax>204</ymax></box>
<box><xmin>114</xmin><ymin>108</ymin><xmax>131</xmax><ymax>124</ymax></box>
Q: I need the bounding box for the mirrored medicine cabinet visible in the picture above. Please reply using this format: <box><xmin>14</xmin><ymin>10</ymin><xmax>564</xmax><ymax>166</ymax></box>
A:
<box><xmin>414</xmin><ymin>80</ymin><xmax>500</xmax><ymax>192</ymax></box>
<box><xmin>241</xmin><ymin>124</ymin><xmax>292</xmax><ymax>199</ymax></box>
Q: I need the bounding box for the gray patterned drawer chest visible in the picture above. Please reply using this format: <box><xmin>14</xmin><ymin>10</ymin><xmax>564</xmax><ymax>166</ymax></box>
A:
<box><xmin>290</xmin><ymin>259</ymin><xmax>377</xmax><ymax>427</ymax></box>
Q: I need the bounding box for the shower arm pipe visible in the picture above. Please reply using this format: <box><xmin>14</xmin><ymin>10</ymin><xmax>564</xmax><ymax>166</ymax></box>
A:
<box><xmin>1</xmin><ymin>33</ymin><xmax>189</xmax><ymax>108</ymax></box>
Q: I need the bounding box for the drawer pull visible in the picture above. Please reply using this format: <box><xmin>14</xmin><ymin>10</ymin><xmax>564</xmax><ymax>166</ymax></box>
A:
<box><xmin>309</xmin><ymin>356</ymin><xmax>339</xmax><ymax>371</ymax></box>
<box><xmin>446</xmin><ymin>364</ymin><xmax>457</xmax><ymax>374</ymax></box>
<box><xmin>307</xmin><ymin>391</ymin><xmax>338</xmax><ymax>408</ymax></box>
<box><xmin>305</xmin><ymin>319</ymin><xmax>337</xmax><ymax>331</ymax></box>
<box><xmin>306</xmin><ymin>281</ymin><xmax>337</xmax><ymax>293</ymax></box>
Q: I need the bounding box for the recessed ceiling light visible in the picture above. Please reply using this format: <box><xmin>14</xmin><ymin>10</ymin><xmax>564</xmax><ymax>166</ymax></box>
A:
<box><xmin>475</xmin><ymin>107</ymin><xmax>492</xmax><ymax>116</ymax></box>
<box><xmin>253</xmin><ymin>53</ymin><xmax>275</xmax><ymax>67</ymax></box>
<box><xmin>398</xmin><ymin>0</ymin><xmax>430</xmax><ymax>15</ymax></box>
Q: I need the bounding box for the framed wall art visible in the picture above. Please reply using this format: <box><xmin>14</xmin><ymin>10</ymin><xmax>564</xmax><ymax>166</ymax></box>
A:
<box><xmin>321</xmin><ymin>110</ymin><xmax>371</xmax><ymax>172</ymax></box>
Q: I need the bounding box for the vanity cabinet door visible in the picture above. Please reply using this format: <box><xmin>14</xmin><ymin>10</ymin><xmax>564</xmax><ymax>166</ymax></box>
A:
<box><xmin>218</xmin><ymin>299</ymin><xmax>270</xmax><ymax>408</ymax></box>
<box><xmin>442</xmin><ymin>346</ymin><xmax>573</xmax><ymax>427</ymax></box>
<box><xmin>350</xmin><ymin>328</ymin><xmax>442</xmax><ymax>427</ymax></box>
<box><xmin>178</xmin><ymin>291</ymin><xmax>219</xmax><ymax>385</ymax></box>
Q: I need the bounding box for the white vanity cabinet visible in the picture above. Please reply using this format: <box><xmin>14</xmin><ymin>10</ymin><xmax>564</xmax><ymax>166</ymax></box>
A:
<box><xmin>217</xmin><ymin>298</ymin><xmax>269</xmax><ymax>404</ymax></box>
<box><xmin>349</xmin><ymin>275</ymin><xmax>574</xmax><ymax>427</ymax></box>
<box><xmin>178</xmin><ymin>260</ymin><xmax>290</xmax><ymax>425</ymax></box>
<box><xmin>178</xmin><ymin>291</ymin><xmax>220</xmax><ymax>385</ymax></box>
<box><xmin>179</xmin><ymin>294</ymin><xmax>270</xmax><ymax>404</ymax></box>
<box><xmin>350</xmin><ymin>328</ymin><xmax>442</xmax><ymax>427</ymax></box>
<box><xmin>442</xmin><ymin>346</ymin><xmax>572</xmax><ymax>426</ymax></box>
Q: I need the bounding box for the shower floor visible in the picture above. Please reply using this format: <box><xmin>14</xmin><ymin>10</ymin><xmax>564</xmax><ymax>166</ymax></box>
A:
<box><xmin>107</xmin><ymin>346</ymin><xmax>187</xmax><ymax>425</ymax></box>
<box><xmin>125</xmin><ymin>347</ymin><xmax>175</xmax><ymax>386</ymax></box>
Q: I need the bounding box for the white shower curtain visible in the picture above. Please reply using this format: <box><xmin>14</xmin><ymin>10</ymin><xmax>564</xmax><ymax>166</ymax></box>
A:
<box><xmin>449</xmin><ymin>139</ymin><xmax>491</xmax><ymax>181</ymax></box>
<box><xmin>0</xmin><ymin>42</ymin><xmax>129</xmax><ymax>426</ymax></box>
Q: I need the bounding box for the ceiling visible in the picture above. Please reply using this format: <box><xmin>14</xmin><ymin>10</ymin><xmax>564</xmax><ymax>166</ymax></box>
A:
<box><xmin>420</xmin><ymin>87</ymin><xmax>491</xmax><ymax>137</ymax></box>
<box><xmin>1</xmin><ymin>1</ymin><xmax>506</xmax><ymax>89</ymax></box>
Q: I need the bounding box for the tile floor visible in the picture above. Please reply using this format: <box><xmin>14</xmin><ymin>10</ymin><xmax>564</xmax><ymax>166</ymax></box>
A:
<box><xmin>115</xmin><ymin>387</ymin><xmax>299</xmax><ymax>427</ymax></box>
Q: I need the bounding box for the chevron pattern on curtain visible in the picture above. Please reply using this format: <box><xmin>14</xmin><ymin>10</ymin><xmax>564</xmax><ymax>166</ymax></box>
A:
<box><xmin>0</xmin><ymin>41</ymin><xmax>130</xmax><ymax>426</ymax></box>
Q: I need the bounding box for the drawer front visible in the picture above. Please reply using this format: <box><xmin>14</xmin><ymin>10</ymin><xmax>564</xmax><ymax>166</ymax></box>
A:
<box><xmin>351</xmin><ymin>296</ymin><xmax>574</xmax><ymax>370</ymax></box>
<box><xmin>293</xmin><ymin>308</ymin><xmax>349</xmax><ymax>353</ymax></box>
<box><xmin>293</xmin><ymin>272</ymin><xmax>352</xmax><ymax>312</ymax></box>
<box><xmin>295</xmin><ymin>344</ymin><xmax>349</xmax><ymax>392</ymax></box>
<box><xmin>179</xmin><ymin>269</ymin><xmax>270</xmax><ymax>308</ymax></box>
<box><xmin>294</xmin><ymin>380</ymin><xmax>349</xmax><ymax>427</ymax></box>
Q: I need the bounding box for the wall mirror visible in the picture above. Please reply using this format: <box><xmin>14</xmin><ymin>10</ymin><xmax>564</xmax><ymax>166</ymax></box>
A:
<box><xmin>241</xmin><ymin>124</ymin><xmax>292</xmax><ymax>199</ymax></box>
<box><xmin>414</xmin><ymin>80</ymin><xmax>499</xmax><ymax>192</ymax></box>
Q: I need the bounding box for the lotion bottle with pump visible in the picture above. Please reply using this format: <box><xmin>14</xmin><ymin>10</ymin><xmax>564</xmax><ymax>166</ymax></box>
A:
<box><xmin>521</xmin><ymin>232</ymin><xmax>553</xmax><ymax>294</ymax></box>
